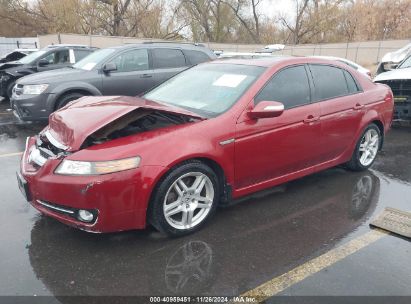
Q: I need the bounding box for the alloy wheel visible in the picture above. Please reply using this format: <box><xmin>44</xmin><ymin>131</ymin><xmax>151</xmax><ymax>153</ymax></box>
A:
<box><xmin>163</xmin><ymin>172</ymin><xmax>214</xmax><ymax>230</ymax></box>
<box><xmin>358</xmin><ymin>129</ymin><xmax>379</xmax><ymax>166</ymax></box>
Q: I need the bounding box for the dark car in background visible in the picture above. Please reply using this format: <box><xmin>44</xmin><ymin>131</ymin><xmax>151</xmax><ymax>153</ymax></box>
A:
<box><xmin>11</xmin><ymin>42</ymin><xmax>216</xmax><ymax>121</ymax></box>
<box><xmin>0</xmin><ymin>48</ymin><xmax>38</xmax><ymax>64</ymax></box>
<box><xmin>0</xmin><ymin>44</ymin><xmax>96</xmax><ymax>100</ymax></box>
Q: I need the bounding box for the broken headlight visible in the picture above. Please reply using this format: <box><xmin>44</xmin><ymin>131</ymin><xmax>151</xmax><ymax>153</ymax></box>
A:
<box><xmin>55</xmin><ymin>157</ymin><xmax>141</xmax><ymax>175</ymax></box>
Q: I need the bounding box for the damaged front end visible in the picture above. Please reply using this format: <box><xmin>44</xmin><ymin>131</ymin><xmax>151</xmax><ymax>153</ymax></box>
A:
<box><xmin>28</xmin><ymin>130</ymin><xmax>71</xmax><ymax>168</ymax></box>
<box><xmin>27</xmin><ymin>96</ymin><xmax>204</xmax><ymax>169</ymax></box>
<box><xmin>81</xmin><ymin>108</ymin><xmax>199</xmax><ymax>149</ymax></box>
<box><xmin>46</xmin><ymin>96</ymin><xmax>204</xmax><ymax>152</ymax></box>
<box><xmin>19</xmin><ymin>96</ymin><xmax>207</xmax><ymax>232</ymax></box>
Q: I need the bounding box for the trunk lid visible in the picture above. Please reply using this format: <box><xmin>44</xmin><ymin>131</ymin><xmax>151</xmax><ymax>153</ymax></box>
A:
<box><xmin>47</xmin><ymin>95</ymin><xmax>204</xmax><ymax>151</ymax></box>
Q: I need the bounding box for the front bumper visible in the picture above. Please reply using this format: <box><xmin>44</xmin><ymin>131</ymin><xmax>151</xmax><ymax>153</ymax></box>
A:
<box><xmin>11</xmin><ymin>92</ymin><xmax>54</xmax><ymax>121</ymax></box>
<box><xmin>19</xmin><ymin>137</ymin><xmax>166</xmax><ymax>233</ymax></box>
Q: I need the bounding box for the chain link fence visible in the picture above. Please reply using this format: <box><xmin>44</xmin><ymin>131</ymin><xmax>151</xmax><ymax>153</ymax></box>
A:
<box><xmin>0</xmin><ymin>37</ymin><xmax>39</xmax><ymax>57</ymax></box>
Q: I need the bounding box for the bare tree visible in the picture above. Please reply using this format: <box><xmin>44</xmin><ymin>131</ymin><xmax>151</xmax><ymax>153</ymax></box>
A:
<box><xmin>222</xmin><ymin>0</ymin><xmax>262</xmax><ymax>43</ymax></box>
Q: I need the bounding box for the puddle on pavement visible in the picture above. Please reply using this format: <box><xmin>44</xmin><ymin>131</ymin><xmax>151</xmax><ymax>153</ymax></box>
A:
<box><xmin>17</xmin><ymin>168</ymin><xmax>410</xmax><ymax>297</ymax></box>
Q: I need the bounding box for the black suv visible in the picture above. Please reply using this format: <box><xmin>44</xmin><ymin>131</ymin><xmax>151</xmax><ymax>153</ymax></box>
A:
<box><xmin>0</xmin><ymin>44</ymin><xmax>96</xmax><ymax>100</ymax></box>
<box><xmin>11</xmin><ymin>43</ymin><xmax>216</xmax><ymax>121</ymax></box>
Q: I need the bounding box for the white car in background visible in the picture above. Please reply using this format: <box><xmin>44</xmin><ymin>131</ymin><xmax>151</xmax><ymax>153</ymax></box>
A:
<box><xmin>374</xmin><ymin>54</ymin><xmax>411</xmax><ymax>121</ymax></box>
<box><xmin>311</xmin><ymin>56</ymin><xmax>371</xmax><ymax>78</ymax></box>
<box><xmin>257</xmin><ymin>44</ymin><xmax>286</xmax><ymax>53</ymax></box>
<box><xmin>216</xmin><ymin>52</ymin><xmax>274</xmax><ymax>59</ymax></box>
<box><xmin>376</xmin><ymin>42</ymin><xmax>411</xmax><ymax>75</ymax></box>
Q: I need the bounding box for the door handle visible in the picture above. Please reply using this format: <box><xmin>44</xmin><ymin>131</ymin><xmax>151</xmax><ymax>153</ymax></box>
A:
<box><xmin>303</xmin><ymin>115</ymin><xmax>319</xmax><ymax>124</ymax></box>
<box><xmin>140</xmin><ymin>74</ymin><xmax>153</xmax><ymax>78</ymax></box>
<box><xmin>353</xmin><ymin>103</ymin><xmax>364</xmax><ymax>110</ymax></box>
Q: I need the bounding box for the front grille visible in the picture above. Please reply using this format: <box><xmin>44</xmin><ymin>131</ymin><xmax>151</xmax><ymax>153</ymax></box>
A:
<box><xmin>377</xmin><ymin>80</ymin><xmax>411</xmax><ymax>101</ymax></box>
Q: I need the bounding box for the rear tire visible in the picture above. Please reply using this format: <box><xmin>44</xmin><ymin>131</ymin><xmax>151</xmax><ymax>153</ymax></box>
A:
<box><xmin>55</xmin><ymin>92</ymin><xmax>85</xmax><ymax>110</ymax></box>
<box><xmin>148</xmin><ymin>160</ymin><xmax>219</xmax><ymax>237</ymax></box>
<box><xmin>346</xmin><ymin>123</ymin><xmax>381</xmax><ymax>171</ymax></box>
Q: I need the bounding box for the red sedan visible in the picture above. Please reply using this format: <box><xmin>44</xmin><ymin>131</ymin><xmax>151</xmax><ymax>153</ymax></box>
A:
<box><xmin>17</xmin><ymin>57</ymin><xmax>394</xmax><ymax>236</ymax></box>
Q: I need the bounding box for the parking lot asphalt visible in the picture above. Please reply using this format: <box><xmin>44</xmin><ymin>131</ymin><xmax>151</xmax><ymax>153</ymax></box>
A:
<box><xmin>0</xmin><ymin>101</ymin><xmax>410</xmax><ymax>302</ymax></box>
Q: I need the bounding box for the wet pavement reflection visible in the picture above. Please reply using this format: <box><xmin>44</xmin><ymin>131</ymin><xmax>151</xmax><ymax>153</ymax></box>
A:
<box><xmin>26</xmin><ymin>170</ymin><xmax>382</xmax><ymax>298</ymax></box>
<box><xmin>0</xmin><ymin>103</ymin><xmax>410</xmax><ymax>299</ymax></box>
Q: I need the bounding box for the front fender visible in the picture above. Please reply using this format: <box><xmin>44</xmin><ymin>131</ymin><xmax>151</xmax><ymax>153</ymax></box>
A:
<box><xmin>47</xmin><ymin>82</ymin><xmax>102</xmax><ymax>109</ymax></box>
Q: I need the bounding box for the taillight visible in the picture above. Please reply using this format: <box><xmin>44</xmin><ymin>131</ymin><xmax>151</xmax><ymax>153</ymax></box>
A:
<box><xmin>384</xmin><ymin>91</ymin><xmax>393</xmax><ymax>103</ymax></box>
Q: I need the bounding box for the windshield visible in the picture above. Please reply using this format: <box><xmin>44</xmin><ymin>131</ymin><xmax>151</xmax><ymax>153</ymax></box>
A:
<box><xmin>73</xmin><ymin>48</ymin><xmax>116</xmax><ymax>70</ymax></box>
<box><xmin>398</xmin><ymin>55</ymin><xmax>411</xmax><ymax>69</ymax></box>
<box><xmin>144</xmin><ymin>63</ymin><xmax>265</xmax><ymax>117</ymax></box>
<box><xmin>17</xmin><ymin>50</ymin><xmax>47</xmax><ymax>64</ymax></box>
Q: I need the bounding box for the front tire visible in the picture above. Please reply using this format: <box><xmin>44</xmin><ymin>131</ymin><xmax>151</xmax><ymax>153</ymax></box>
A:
<box><xmin>55</xmin><ymin>92</ymin><xmax>85</xmax><ymax>110</ymax></box>
<box><xmin>148</xmin><ymin>161</ymin><xmax>219</xmax><ymax>237</ymax></box>
<box><xmin>346</xmin><ymin>123</ymin><xmax>381</xmax><ymax>171</ymax></box>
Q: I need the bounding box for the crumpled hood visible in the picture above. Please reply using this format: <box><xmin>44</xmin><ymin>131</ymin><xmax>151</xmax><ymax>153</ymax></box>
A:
<box><xmin>374</xmin><ymin>67</ymin><xmax>411</xmax><ymax>82</ymax></box>
<box><xmin>0</xmin><ymin>61</ymin><xmax>23</xmax><ymax>72</ymax></box>
<box><xmin>47</xmin><ymin>95</ymin><xmax>203</xmax><ymax>151</ymax></box>
<box><xmin>16</xmin><ymin>68</ymin><xmax>86</xmax><ymax>84</ymax></box>
<box><xmin>381</xmin><ymin>44</ymin><xmax>411</xmax><ymax>63</ymax></box>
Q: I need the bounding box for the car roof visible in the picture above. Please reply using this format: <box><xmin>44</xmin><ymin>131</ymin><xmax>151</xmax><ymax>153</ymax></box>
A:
<box><xmin>107</xmin><ymin>42</ymin><xmax>211</xmax><ymax>51</ymax></box>
<box><xmin>210</xmin><ymin>56</ymin><xmax>348</xmax><ymax>68</ymax></box>
<box><xmin>43</xmin><ymin>44</ymin><xmax>96</xmax><ymax>50</ymax></box>
<box><xmin>311</xmin><ymin>55</ymin><xmax>359</xmax><ymax>65</ymax></box>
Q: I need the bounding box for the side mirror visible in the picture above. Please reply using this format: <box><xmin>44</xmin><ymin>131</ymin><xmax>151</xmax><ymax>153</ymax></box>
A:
<box><xmin>103</xmin><ymin>62</ymin><xmax>117</xmax><ymax>73</ymax></box>
<box><xmin>249</xmin><ymin>101</ymin><xmax>284</xmax><ymax>119</ymax></box>
<box><xmin>38</xmin><ymin>59</ymin><xmax>49</xmax><ymax>67</ymax></box>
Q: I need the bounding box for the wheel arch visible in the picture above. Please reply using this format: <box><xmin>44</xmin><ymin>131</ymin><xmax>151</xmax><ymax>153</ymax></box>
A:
<box><xmin>48</xmin><ymin>84</ymin><xmax>102</xmax><ymax>110</ymax></box>
<box><xmin>145</xmin><ymin>156</ymin><xmax>231</xmax><ymax>222</ymax></box>
<box><xmin>370</xmin><ymin>119</ymin><xmax>384</xmax><ymax>150</ymax></box>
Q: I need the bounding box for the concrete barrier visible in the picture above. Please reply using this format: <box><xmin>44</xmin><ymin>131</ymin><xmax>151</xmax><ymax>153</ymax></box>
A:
<box><xmin>38</xmin><ymin>33</ymin><xmax>409</xmax><ymax>66</ymax></box>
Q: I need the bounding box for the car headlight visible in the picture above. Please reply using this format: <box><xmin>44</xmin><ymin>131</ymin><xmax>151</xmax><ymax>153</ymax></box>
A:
<box><xmin>22</xmin><ymin>84</ymin><xmax>48</xmax><ymax>95</ymax></box>
<box><xmin>55</xmin><ymin>157</ymin><xmax>141</xmax><ymax>175</ymax></box>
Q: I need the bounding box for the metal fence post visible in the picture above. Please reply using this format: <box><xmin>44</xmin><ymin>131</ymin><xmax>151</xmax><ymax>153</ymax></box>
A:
<box><xmin>376</xmin><ymin>40</ymin><xmax>382</xmax><ymax>63</ymax></box>
<box><xmin>16</xmin><ymin>40</ymin><xmax>20</xmax><ymax>48</ymax></box>
<box><xmin>355</xmin><ymin>45</ymin><xmax>359</xmax><ymax>63</ymax></box>
<box><xmin>345</xmin><ymin>41</ymin><xmax>349</xmax><ymax>58</ymax></box>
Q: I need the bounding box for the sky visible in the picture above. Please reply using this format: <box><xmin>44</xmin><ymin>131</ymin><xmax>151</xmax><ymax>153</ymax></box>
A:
<box><xmin>261</xmin><ymin>0</ymin><xmax>295</xmax><ymax>19</ymax></box>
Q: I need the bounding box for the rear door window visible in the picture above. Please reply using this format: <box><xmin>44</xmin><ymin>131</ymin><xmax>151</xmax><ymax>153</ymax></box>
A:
<box><xmin>152</xmin><ymin>48</ymin><xmax>186</xmax><ymax>69</ymax></box>
<box><xmin>309</xmin><ymin>65</ymin><xmax>349</xmax><ymax>101</ymax></box>
<box><xmin>343</xmin><ymin>70</ymin><xmax>360</xmax><ymax>94</ymax></box>
<box><xmin>184</xmin><ymin>50</ymin><xmax>210</xmax><ymax>65</ymax></box>
<box><xmin>255</xmin><ymin>65</ymin><xmax>311</xmax><ymax>109</ymax></box>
